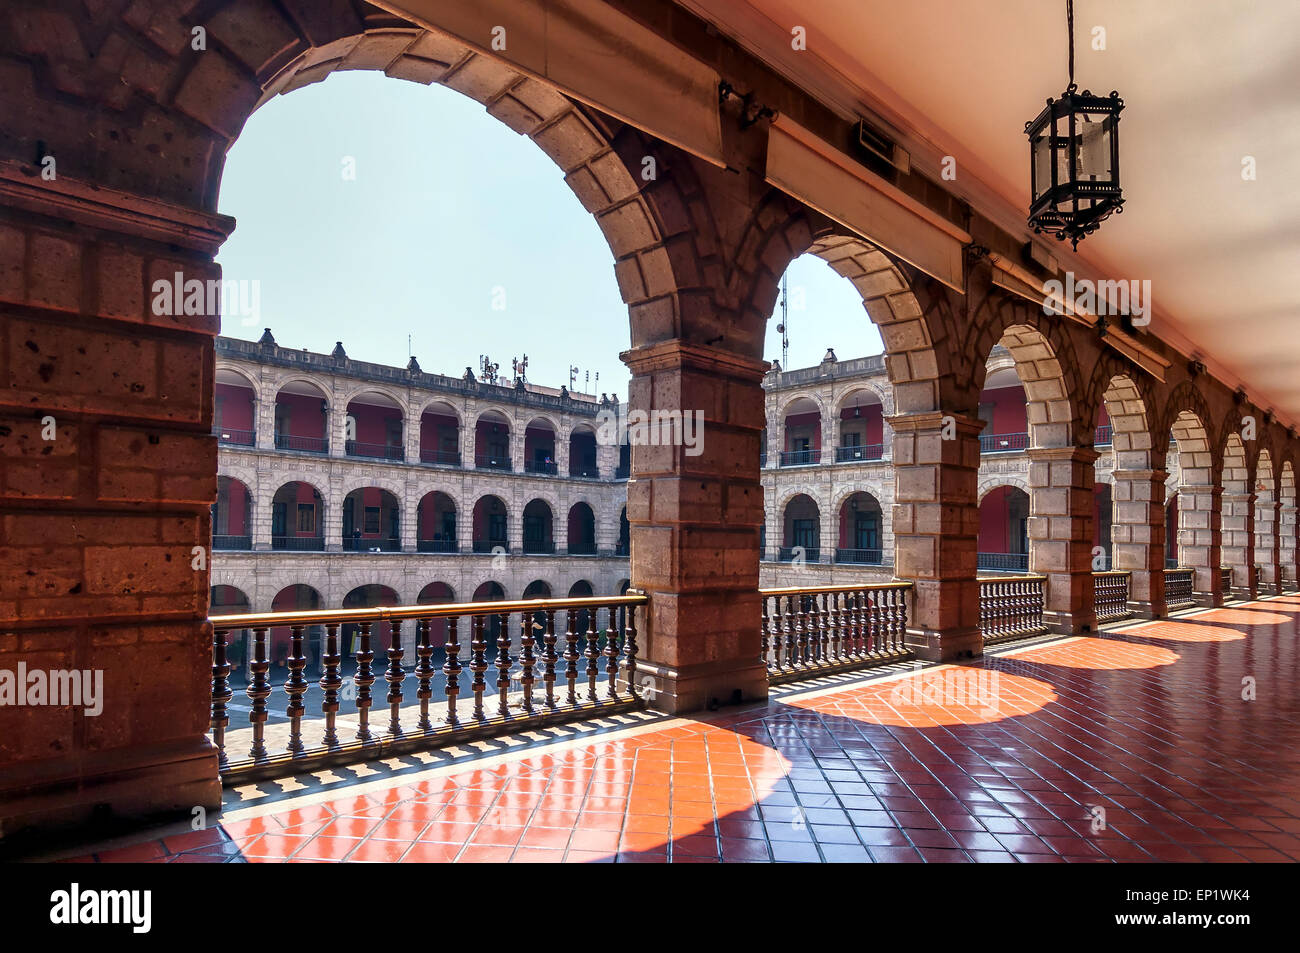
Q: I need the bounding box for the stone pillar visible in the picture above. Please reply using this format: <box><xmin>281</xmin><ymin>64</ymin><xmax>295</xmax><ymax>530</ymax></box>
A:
<box><xmin>323</xmin><ymin>478</ymin><xmax>344</xmax><ymax>553</ymax></box>
<box><xmin>820</xmin><ymin>408</ymin><xmax>835</xmax><ymax>467</ymax></box>
<box><xmin>510</xmin><ymin>423</ymin><xmax>525</xmax><ymax>474</ymax></box>
<box><xmin>1221</xmin><ymin>492</ymin><xmax>1257</xmax><ymax>599</ymax></box>
<box><xmin>1027</xmin><ymin>447</ymin><xmax>1098</xmax><ymax>634</ymax></box>
<box><xmin>620</xmin><ymin>340</ymin><xmax>769</xmax><ymax>713</ymax></box>
<box><xmin>887</xmin><ymin>411</ymin><xmax>982</xmax><ymax>661</ymax></box>
<box><xmin>461</xmin><ymin>418</ymin><xmax>476</xmax><ymax>470</ymax></box>
<box><xmin>330</xmin><ymin>399</ymin><xmax>348</xmax><ymax>458</ymax></box>
<box><xmin>1111</xmin><ymin>468</ymin><xmax>1168</xmax><ymax>617</ymax></box>
<box><xmin>401</xmin><ymin>475</ymin><xmax>418</xmax><ymax>553</ymax></box>
<box><xmin>596</xmin><ymin>438</ymin><xmax>618</xmax><ymax>480</ymax></box>
<box><xmin>1255</xmin><ymin>497</ymin><xmax>1280</xmax><ymax>595</ymax></box>
<box><xmin>1177</xmin><ymin>483</ymin><xmax>1224</xmax><ymax>606</ymax></box>
<box><xmin>0</xmin><ymin>170</ymin><xmax>226</xmax><ymax>836</ymax></box>
<box><xmin>251</xmin><ymin>487</ymin><xmax>272</xmax><ymax>551</ymax></box>
<box><xmin>556</xmin><ymin>426</ymin><xmax>571</xmax><ymax>476</ymax></box>
<box><xmin>404</xmin><ymin>410</ymin><xmax>420</xmax><ymax>465</ymax></box>
<box><xmin>555</xmin><ymin>500</ymin><xmax>570</xmax><ymax>553</ymax></box>
<box><xmin>255</xmin><ymin>389</ymin><xmax>275</xmax><ymax>450</ymax></box>
<box><xmin>1280</xmin><ymin>503</ymin><xmax>1298</xmax><ymax>591</ymax></box>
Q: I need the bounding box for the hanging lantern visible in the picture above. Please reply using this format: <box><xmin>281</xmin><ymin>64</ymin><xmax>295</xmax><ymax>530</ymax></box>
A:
<box><xmin>1025</xmin><ymin>0</ymin><xmax>1124</xmax><ymax>249</ymax></box>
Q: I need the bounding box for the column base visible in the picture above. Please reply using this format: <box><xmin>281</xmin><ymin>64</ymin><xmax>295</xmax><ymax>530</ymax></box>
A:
<box><xmin>1231</xmin><ymin>587</ymin><xmax>1258</xmax><ymax>602</ymax></box>
<box><xmin>1043</xmin><ymin>608</ymin><xmax>1095</xmax><ymax>636</ymax></box>
<box><xmin>1195</xmin><ymin>591</ymin><xmax>1225</xmax><ymax>608</ymax></box>
<box><xmin>1126</xmin><ymin>600</ymin><xmax>1165</xmax><ymax>620</ymax></box>
<box><xmin>906</xmin><ymin>625</ymin><xmax>982</xmax><ymax>662</ymax></box>
<box><xmin>634</xmin><ymin>658</ymin><xmax>770</xmax><ymax>715</ymax></box>
<box><xmin>0</xmin><ymin>736</ymin><xmax>221</xmax><ymax>846</ymax></box>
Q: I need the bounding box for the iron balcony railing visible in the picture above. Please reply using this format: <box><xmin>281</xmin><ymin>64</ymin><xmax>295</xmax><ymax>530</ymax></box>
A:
<box><xmin>977</xmin><ymin>552</ymin><xmax>1029</xmax><ymax>572</ymax></box>
<box><xmin>274</xmin><ymin>433</ymin><xmax>328</xmax><ymax>453</ymax></box>
<box><xmin>209</xmin><ymin>592</ymin><xmax>646</xmax><ymax>780</ymax></box>
<box><xmin>615</xmin><ymin>464</ymin><xmax>631</xmax><ymax>479</ymax></box>
<box><xmin>212</xmin><ymin>534</ymin><xmax>253</xmax><ymax>551</ymax></box>
<box><xmin>344</xmin><ymin>537</ymin><xmax>401</xmax><ymax>552</ymax></box>
<box><xmin>522</xmin><ymin>540</ymin><xmax>555</xmax><ymax>555</ymax></box>
<box><xmin>759</xmin><ymin>582</ymin><xmax>912</xmax><ymax>682</ymax></box>
<box><xmin>570</xmin><ymin>467</ymin><xmax>601</xmax><ymax>479</ymax></box>
<box><xmin>1092</xmin><ymin>570</ymin><xmax>1132</xmax><ymax>624</ymax></box>
<box><xmin>472</xmin><ymin>540</ymin><xmax>509</xmax><ymax>554</ymax></box>
<box><xmin>346</xmin><ymin>440</ymin><xmax>404</xmax><ymax>461</ymax></box>
<box><xmin>525</xmin><ymin>460</ymin><xmax>558</xmax><ymax>475</ymax></box>
<box><xmin>419</xmin><ymin>448</ymin><xmax>461</xmax><ymax>466</ymax></box>
<box><xmin>980</xmin><ymin>432</ymin><xmax>1029</xmax><ymax>453</ymax></box>
<box><xmin>777</xmin><ymin>546</ymin><xmax>821</xmax><ymax>563</ymax></box>
<box><xmin>476</xmin><ymin>455</ymin><xmax>512</xmax><ymax>472</ymax></box>
<box><xmin>1164</xmin><ymin>567</ymin><xmax>1196</xmax><ymax>611</ymax></box>
<box><xmin>566</xmin><ymin>544</ymin><xmax>598</xmax><ymax>556</ymax></box>
<box><xmin>272</xmin><ymin>536</ymin><xmax>325</xmax><ymax>551</ymax></box>
<box><xmin>614</xmin><ymin>542</ymin><xmax>630</xmax><ymax>556</ymax></box>
<box><xmin>834</xmin><ymin>548</ymin><xmax>884</xmax><ymax>565</ymax></box>
<box><xmin>779</xmin><ymin>449</ymin><xmax>821</xmax><ymax>467</ymax></box>
<box><xmin>978</xmin><ymin>575</ymin><xmax>1048</xmax><ymax>645</ymax></box>
<box><xmin>214</xmin><ymin>427</ymin><xmax>255</xmax><ymax>446</ymax></box>
<box><xmin>834</xmin><ymin>444</ymin><xmax>885</xmax><ymax>462</ymax></box>
<box><xmin>417</xmin><ymin>539</ymin><xmax>458</xmax><ymax>553</ymax></box>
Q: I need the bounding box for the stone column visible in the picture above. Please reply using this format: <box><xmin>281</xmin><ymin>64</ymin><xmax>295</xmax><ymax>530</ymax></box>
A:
<box><xmin>250</xmin><ymin>487</ymin><xmax>272</xmax><ymax>551</ymax></box>
<box><xmin>556</xmin><ymin>425</ymin><xmax>571</xmax><ymax>476</ymax></box>
<box><xmin>1280</xmin><ymin>502</ymin><xmax>1298</xmax><ymax>591</ymax></box>
<box><xmin>620</xmin><ymin>340</ymin><xmax>769</xmax><ymax>713</ymax></box>
<box><xmin>510</xmin><ymin>423</ymin><xmax>525</xmax><ymax>474</ymax></box>
<box><xmin>330</xmin><ymin>399</ymin><xmax>348</xmax><ymax>458</ymax></box>
<box><xmin>555</xmin><ymin>499</ymin><xmax>570</xmax><ymax>553</ymax></box>
<box><xmin>404</xmin><ymin>410</ymin><xmax>420</xmax><ymax>465</ymax></box>
<box><xmin>596</xmin><ymin>439</ymin><xmax>618</xmax><ymax>480</ymax></box>
<box><xmin>401</xmin><ymin>475</ymin><xmax>418</xmax><ymax>553</ymax></box>
<box><xmin>0</xmin><ymin>170</ymin><xmax>226</xmax><ymax>835</ymax></box>
<box><xmin>1111</xmin><ymin>468</ymin><xmax>1168</xmax><ymax>617</ymax></box>
<box><xmin>1027</xmin><ymin>447</ymin><xmax>1098</xmax><ymax>634</ymax></box>
<box><xmin>460</xmin><ymin>417</ymin><xmax>476</xmax><ymax>470</ymax></box>
<box><xmin>1177</xmin><ymin>483</ymin><xmax>1224</xmax><ymax>606</ymax></box>
<box><xmin>323</xmin><ymin>477</ymin><xmax>344</xmax><ymax>553</ymax></box>
<box><xmin>255</xmin><ymin>387</ymin><xmax>275</xmax><ymax>450</ymax></box>
<box><xmin>1256</xmin><ymin>498</ymin><xmax>1281</xmax><ymax>595</ymax></box>
<box><xmin>1221</xmin><ymin>492</ymin><xmax>1257</xmax><ymax>599</ymax></box>
<box><xmin>887</xmin><ymin>411</ymin><xmax>983</xmax><ymax>661</ymax></box>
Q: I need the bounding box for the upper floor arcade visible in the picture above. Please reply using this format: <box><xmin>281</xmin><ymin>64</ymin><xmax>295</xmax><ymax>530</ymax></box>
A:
<box><xmin>215</xmin><ymin>333</ymin><xmax>627</xmax><ymax>482</ymax></box>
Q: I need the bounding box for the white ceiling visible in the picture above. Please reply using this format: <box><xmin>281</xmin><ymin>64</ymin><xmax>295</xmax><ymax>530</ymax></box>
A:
<box><xmin>681</xmin><ymin>0</ymin><xmax>1300</xmax><ymax>424</ymax></box>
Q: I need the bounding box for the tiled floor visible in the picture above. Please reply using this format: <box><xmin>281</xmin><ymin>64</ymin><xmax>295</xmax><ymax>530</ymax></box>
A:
<box><xmin>59</xmin><ymin>595</ymin><xmax>1300</xmax><ymax>863</ymax></box>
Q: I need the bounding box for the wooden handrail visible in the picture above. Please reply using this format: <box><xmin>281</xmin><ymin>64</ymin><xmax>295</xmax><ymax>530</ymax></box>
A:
<box><xmin>210</xmin><ymin>592</ymin><xmax>648</xmax><ymax>629</ymax></box>
<box><xmin>978</xmin><ymin>574</ymin><xmax>1047</xmax><ymax>584</ymax></box>
<box><xmin>759</xmin><ymin>581</ymin><xmax>913</xmax><ymax>597</ymax></box>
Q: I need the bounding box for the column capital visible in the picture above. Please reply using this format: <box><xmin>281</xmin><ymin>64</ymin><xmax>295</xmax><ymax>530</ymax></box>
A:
<box><xmin>620</xmin><ymin>339</ymin><xmax>769</xmax><ymax>382</ymax></box>
<box><xmin>1026</xmin><ymin>445</ymin><xmax>1100</xmax><ymax>465</ymax></box>
<box><xmin>1112</xmin><ymin>468</ymin><xmax>1170</xmax><ymax>483</ymax></box>
<box><xmin>885</xmin><ymin>410</ymin><xmax>983</xmax><ymax>436</ymax></box>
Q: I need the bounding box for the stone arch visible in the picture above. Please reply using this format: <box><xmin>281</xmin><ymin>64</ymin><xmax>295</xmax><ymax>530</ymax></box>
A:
<box><xmin>1098</xmin><ymin>372</ymin><xmax>1157</xmax><ymax>469</ymax></box>
<box><xmin>340</xmin><ymin>476</ymin><xmax>408</xmax><ymax>502</ymax></box>
<box><xmin>978</xmin><ymin>476</ymin><xmax>1032</xmax><ymax>503</ymax></box>
<box><xmin>774</xmin><ymin>486</ymin><xmax>828</xmax><ymax>519</ymax></box>
<box><xmin>414</xmin><ymin>397</ymin><xmax>463</xmax><ymax>426</ymax></box>
<box><xmin>272</xmin><ymin>376</ymin><xmax>332</xmax><ymax>402</ymax></box>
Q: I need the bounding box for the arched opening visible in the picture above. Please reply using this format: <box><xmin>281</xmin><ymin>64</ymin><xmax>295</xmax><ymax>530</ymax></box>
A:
<box><xmin>419</xmin><ymin>401</ymin><xmax>461</xmax><ymax>467</ymax></box>
<box><xmin>780</xmin><ymin>494</ymin><xmax>821</xmax><ymax>562</ymax></box>
<box><xmin>1222</xmin><ymin>432</ymin><xmax>1252</xmax><ymax>593</ymax></box>
<box><xmin>214</xmin><ymin>368</ymin><xmax>257</xmax><ymax>446</ymax></box>
<box><xmin>472</xmin><ymin>581</ymin><xmax>507</xmax><ymax>638</ymax></box>
<box><xmin>616</xmin><ymin>440</ymin><xmax>631</xmax><ymax>480</ymax></box>
<box><xmin>209</xmin><ymin>585</ymin><xmax>251</xmax><ymax>683</ymax></box>
<box><xmin>1169</xmin><ymin>407</ymin><xmax>1217</xmax><ymax>596</ymax></box>
<box><xmin>341</xmin><ymin>584</ymin><xmax>400</xmax><ymax>655</ymax></box>
<box><xmin>472</xmin><ymin>496</ymin><xmax>509</xmax><ymax>553</ymax></box>
<box><xmin>977</xmin><ymin>363</ymin><xmax>1028</xmax><ymax>453</ymax></box>
<box><xmin>271</xmin><ymin>481</ymin><xmax>324</xmax><ymax>551</ymax></box>
<box><xmin>343</xmin><ymin>487</ymin><xmax>401</xmax><ymax>551</ymax></box>
<box><xmin>780</xmin><ymin>397</ymin><xmax>822</xmax><ymax>467</ymax></box>
<box><xmin>523</xmin><ymin>418</ymin><xmax>558</xmax><ymax>474</ymax></box>
<box><xmin>1093</xmin><ymin>483</ymin><xmax>1114</xmax><ymax>569</ymax></box>
<box><xmin>474</xmin><ymin>411</ymin><xmax>512</xmax><ymax>471</ymax></box>
<box><xmin>345</xmin><ymin>390</ymin><xmax>404</xmax><ymax>461</ymax></box>
<box><xmin>979</xmin><ymin>486</ymin><xmax>1030</xmax><ymax>572</ymax></box>
<box><xmin>567</xmin><ymin>502</ymin><xmax>597</xmax><ymax>556</ymax></box>
<box><xmin>568</xmin><ymin>580</ymin><xmax>595</xmax><ymax>635</ymax></box>
<box><xmin>1282</xmin><ymin>462</ymin><xmax>1297</xmax><ymax>590</ymax></box>
<box><xmin>836</xmin><ymin>492</ymin><xmax>883</xmax><ymax>565</ymax></box>
<box><xmin>569</xmin><ymin>426</ymin><xmax>599</xmax><ymax>478</ymax></box>
<box><xmin>1255</xmin><ymin>449</ymin><xmax>1278</xmax><ymax>590</ymax></box>
<box><xmin>836</xmin><ymin>390</ymin><xmax>885</xmax><ymax>462</ymax></box>
<box><xmin>212</xmin><ymin>476</ymin><xmax>252</xmax><ymax>550</ymax></box>
<box><xmin>416</xmin><ymin>491</ymin><xmax>457</xmax><ymax>553</ymax></box>
<box><xmin>616</xmin><ymin>506</ymin><xmax>630</xmax><ymax>557</ymax></box>
<box><xmin>274</xmin><ymin>380</ymin><xmax>329</xmax><ymax>454</ymax></box>
<box><xmin>417</xmin><ymin>581</ymin><xmax>456</xmax><ymax>641</ymax></box>
<box><xmin>270</xmin><ymin>584</ymin><xmax>324</xmax><ymax>677</ymax></box>
<box><xmin>522</xmin><ymin>499</ymin><xmax>555</xmax><ymax>554</ymax></box>
<box><xmin>1166</xmin><ymin>496</ymin><xmax>1180</xmax><ymax>567</ymax></box>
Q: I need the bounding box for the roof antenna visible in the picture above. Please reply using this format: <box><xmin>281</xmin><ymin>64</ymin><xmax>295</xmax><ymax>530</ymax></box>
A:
<box><xmin>776</xmin><ymin>272</ymin><xmax>790</xmax><ymax>368</ymax></box>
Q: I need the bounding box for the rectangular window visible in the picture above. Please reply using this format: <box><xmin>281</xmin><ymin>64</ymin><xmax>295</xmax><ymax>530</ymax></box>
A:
<box><xmin>792</xmin><ymin>518</ymin><xmax>818</xmax><ymax>551</ymax></box>
<box><xmin>364</xmin><ymin>506</ymin><xmax>381</xmax><ymax>535</ymax></box>
<box><xmin>296</xmin><ymin>503</ymin><xmax>314</xmax><ymax>534</ymax></box>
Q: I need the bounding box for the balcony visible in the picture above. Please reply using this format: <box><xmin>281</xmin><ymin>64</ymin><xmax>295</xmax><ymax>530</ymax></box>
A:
<box><xmin>566</xmin><ymin>543</ymin><xmax>598</xmax><ymax>556</ymax></box>
<box><xmin>834</xmin><ymin>547</ymin><xmax>884</xmax><ymax>565</ymax></box>
<box><xmin>522</xmin><ymin>540</ymin><xmax>555</xmax><ymax>555</ymax></box>
<box><xmin>978</xmin><ymin>574</ymin><xmax>1048</xmax><ymax>645</ymax></box>
<box><xmin>979</xmin><ymin>432</ymin><xmax>1028</xmax><ymax>453</ymax></box>
<box><xmin>344</xmin><ymin>537</ymin><xmax>401</xmax><ymax>552</ymax></box>
<box><xmin>777</xmin><ymin>546</ymin><xmax>821</xmax><ymax>563</ymax></box>
<box><xmin>275</xmin><ymin>433</ymin><xmax>328</xmax><ymax>454</ymax></box>
<box><xmin>214</xmin><ymin>427</ymin><xmax>255</xmax><ymax>447</ymax></box>
<box><xmin>416</xmin><ymin>539</ymin><xmax>458</xmax><ymax>553</ymax></box>
<box><xmin>778</xmin><ymin>448</ymin><xmax>821</xmax><ymax>467</ymax></box>
<box><xmin>346</xmin><ymin>440</ymin><xmax>404</xmax><ymax>461</ymax></box>
<box><xmin>524</xmin><ymin>459</ymin><xmax>557</xmax><ymax>475</ymax></box>
<box><xmin>476</xmin><ymin>455</ymin><xmax>512</xmax><ymax>472</ymax></box>
<box><xmin>472</xmin><ymin>540</ymin><xmax>509</xmax><ymax>553</ymax></box>
<box><xmin>212</xmin><ymin>534</ymin><xmax>252</xmax><ymax>551</ymax></box>
<box><xmin>419</xmin><ymin>448</ymin><xmax>461</xmax><ymax>466</ymax></box>
<box><xmin>977</xmin><ymin>552</ymin><xmax>1029</xmax><ymax>572</ymax></box>
<box><xmin>570</xmin><ymin>466</ymin><xmax>601</xmax><ymax>479</ymax></box>
<box><xmin>834</xmin><ymin>444</ymin><xmax>884</xmax><ymax>462</ymax></box>
<box><xmin>271</xmin><ymin>536</ymin><xmax>325</xmax><ymax>551</ymax></box>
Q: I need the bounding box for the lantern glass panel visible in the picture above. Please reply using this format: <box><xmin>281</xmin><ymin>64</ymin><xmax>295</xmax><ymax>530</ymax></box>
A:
<box><xmin>1031</xmin><ymin>129</ymin><xmax>1052</xmax><ymax>201</ymax></box>
<box><xmin>1075</xmin><ymin>113</ymin><xmax>1115</xmax><ymax>182</ymax></box>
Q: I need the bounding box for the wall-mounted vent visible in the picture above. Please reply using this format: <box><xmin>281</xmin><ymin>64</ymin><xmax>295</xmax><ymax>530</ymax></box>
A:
<box><xmin>852</xmin><ymin>119</ymin><xmax>910</xmax><ymax>177</ymax></box>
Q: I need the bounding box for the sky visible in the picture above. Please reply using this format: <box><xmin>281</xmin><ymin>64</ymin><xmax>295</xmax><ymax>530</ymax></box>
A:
<box><xmin>216</xmin><ymin>71</ymin><xmax>883</xmax><ymax>397</ymax></box>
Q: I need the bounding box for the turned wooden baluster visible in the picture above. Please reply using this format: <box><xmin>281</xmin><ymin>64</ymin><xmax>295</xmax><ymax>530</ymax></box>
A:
<box><xmin>519</xmin><ymin>611</ymin><xmax>536</xmax><ymax>714</ymax></box>
<box><xmin>767</xmin><ymin>596</ymin><xmax>782</xmax><ymax>671</ymax></box>
<box><xmin>415</xmin><ymin>618</ymin><xmax>434</xmax><ymax>732</ymax></box>
<box><xmin>820</xmin><ymin>592</ymin><xmax>833</xmax><ymax>661</ymax></box>
<box><xmin>896</xmin><ymin>587</ymin><xmax>909</xmax><ymax>648</ymax></box>
<box><xmin>210</xmin><ymin>625</ymin><xmax>232</xmax><ymax>769</ymax></box>
<box><xmin>784</xmin><ymin>594</ymin><xmax>798</xmax><ymax>672</ymax></box>
<box><xmin>853</xmin><ymin>590</ymin><xmax>867</xmax><ymax>656</ymax></box>
<box><xmin>828</xmin><ymin>592</ymin><xmax>842</xmax><ymax>660</ymax></box>
<box><xmin>354</xmin><ymin>621</ymin><xmax>376</xmax><ymax>742</ymax></box>
<box><xmin>542</xmin><ymin>609</ymin><xmax>558</xmax><ymax>709</ymax></box>
<box><xmin>246</xmin><ymin>626</ymin><xmax>271</xmax><ymax>762</ymax></box>
<box><xmin>384</xmin><ymin>620</ymin><xmax>405</xmax><ymax>736</ymax></box>
<box><xmin>605</xmin><ymin>605</ymin><xmax>620</xmax><ymax>699</ymax></box>
<box><xmin>584</xmin><ymin>606</ymin><xmax>601</xmax><ymax>702</ymax></box>
<box><xmin>496</xmin><ymin>611</ymin><xmax>512</xmax><ymax>717</ymax></box>
<box><xmin>470</xmin><ymin>614</ymin><xmax>487</xmax><ymax>721</ymax></box>
<box><xmin>564</xmin><ymin>608</ymin><xmax>580</xmax><ymax>705</ymax></box>
<box><xmin>319</xmin><ymin>622</ymin><xmax>342</xmax><ymax>748</ymax></box>
<box><xmin>623</xmin><ymin>601</ymin><xmax>639</xmax><ymax>698</ymax></box>
<box><xmin>443</xmin><ymin>616</ymin><xmax>462</xmax><ymax>726</ymax></box>
<box><xmin>285</xmin><ymin>623</ymin><xmax>309</xmax><ymax>755</ymax></box>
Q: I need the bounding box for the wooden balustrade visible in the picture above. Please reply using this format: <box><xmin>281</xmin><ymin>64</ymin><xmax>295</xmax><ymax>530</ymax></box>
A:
<box><xmin>210</xmin><ymin>592</ymin><xmax>645</xmax><ymax>780</ymax></box>
<box><xmin>1163</xmin><ymin>568</ymin><xmax>1196</xmax><ymax>611</ymax></box>
<box><xmin>1092</xmin><ymin>571</ymin><xmax>1133</xmax><ymax>624</ymax></box>
<box><xmin>978</xmin><ymin>575</ymin><xmax>1048</xmax><ymax>645</ymax></box>
<box><xmin>759</xmin><ymin>582</ymin><xmax>912</xmax><ymax>683</ymax></box>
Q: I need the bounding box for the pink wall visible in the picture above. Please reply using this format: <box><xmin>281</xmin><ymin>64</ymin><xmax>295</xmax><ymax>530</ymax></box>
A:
<box><xmin>215</xmin><ymin>383</ymin><xmax>254</xmax><ymax>431</ymax></box>
<box><xmin>277</xmin><ymin>482</ymin><xmax>320</xmax><ymax>537</ymax></box>
<box><xmin>347</xmin><ymin>487</ymin><xmax>392</xmax><ymax>538</ymax></box>
<box><xmin>349</xmin><ymin>402</ymin><xmax>401</xmax><ymax>446</ymax></box>
<box><xmin>784</xmin><ymin>411</ymin><xmax>822</xmax><ymax>451</ymax></box>
<box><xmin>981</xmin><ymin>385</ymin><xmax>1027</xmax><ymax>434</ymax></box>
<box><xmin>221</xmin><ymin>479</ymin><xmax>249</xmax><ymax>535</ymax></box>
<box><xmin>1097</xmin><ymin>404</ymin><xmax>1110</xmax><ymax>428</ymax></box>
<box><xmin>420</xmin><ymin>412</ymin><xmax>458</xmax><ymax>455</ymax></box>
<box><xmin>1093</xmin><ymin>484</ymin><xmax>1111</xmax><ymax>548</ymax></box>
<box><xmin>1167</xmin><ymin>497</ymin><xmax>1178</xmax><ymax>559</ymax></box>
<box><xmin>979</xmin><ymin>487</ymin><xmax>1013</xmax><ymax>552</ymax></box>
<box><xmin>524</xmin><ymin>424</ymin><xmax>555</xmax><ymax>463</ymax></box>
<box><xmin>276</xmin><ymin>392</ymin><xmax>326</xmax><ymax>440</ymax></box>
<box><xmin>476</xmin><ymin>420</ymin><xmax>510</xmax><ymax>460</ymax></box>
<box><xmin>418</xmin><ymin>494</ymin><xmax>455</xmax><ymax>539</ymax></box>
<box><xmin>839</xmin><ymin>404</ymin><xmax>883</xmax><ymax>445</ymax></box>
<box><xmin>568</xmin><ymin>505</ymin><xmax>594</xmax><ymax>546</ymax></box>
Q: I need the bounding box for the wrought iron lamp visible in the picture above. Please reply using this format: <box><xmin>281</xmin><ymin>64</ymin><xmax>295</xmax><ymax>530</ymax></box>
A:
<box><xmin>1025</xmin><ymin>0</ymin><xmax>1124</xmax><ymax>249</ymax></box>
